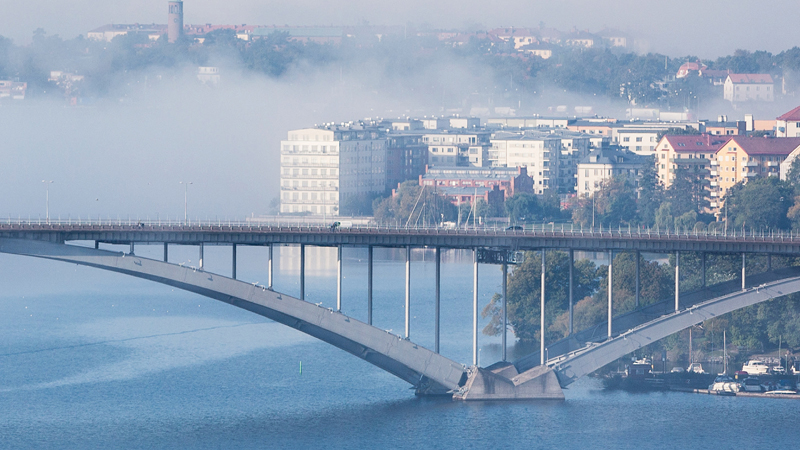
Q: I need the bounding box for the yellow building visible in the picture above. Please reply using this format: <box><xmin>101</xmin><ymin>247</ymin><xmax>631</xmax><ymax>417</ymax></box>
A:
<box><xmin>654</xmin><ymin>134</ymin><xmax>728</xmax><ymax>187</ymax></box>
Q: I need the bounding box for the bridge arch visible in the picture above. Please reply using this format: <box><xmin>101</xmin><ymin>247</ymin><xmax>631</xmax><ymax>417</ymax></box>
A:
<box><xmin>551</xmin><ymin>270</ymin><xmax>800</xmax><ymax>386</ymax></box>
<box><xmin>0</xmin><ymin>238</ymin><xmax>466</xmax><ymax>395</ymax></box>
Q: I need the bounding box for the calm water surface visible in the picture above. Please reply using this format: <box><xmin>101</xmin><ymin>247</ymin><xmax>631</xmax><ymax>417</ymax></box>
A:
<box><xmin>0</xmin><ymin>247</ymin><xmax>795</xmax><ymax>449</ymax></box>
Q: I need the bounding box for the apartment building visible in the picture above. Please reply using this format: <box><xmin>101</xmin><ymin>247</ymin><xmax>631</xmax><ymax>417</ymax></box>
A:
<box><xmin>724</xmin><ymin>74</ymin><xmax>774</xmax><ymax>102</ymax></box>
<box><xmin>419</xmin><ymin>166</ymin><xmax>535</xmax><ymax>204</ymax></box>
<box><xmin>280</xmin><ymin>124</ymin><xmax>387</xmax><ymax>216</ymax></box>
<box><xmin>710</xmin><ymin>136</ymin><xmax>800</xmax><ymax>204</ymax></box>
<box><xmin>776</xmin><ymin>105</ymin><xmax>800</xmax><ymax>138</ymax></box>
<box><xmin>616</xmin><ymin>129</ymin><xmax>659</xmax><ymax>156</ymax></box>
<box><xmin>655</xmin><ymin>134</ymin><xmax>727</xmax><ymax>187</ymax></box>
<box><xmin>577</xmin><ymin>146</ymin><xmax>651</xmax><ymax>197</ymax></box>
<box><xmin>489</xmin><ymin>132</ymin><xmax>561</xmax><ymax>194</ymax></box>
<box><xmin>423</xmin><ymin>130</ymin><xmax>491</xmax><ymax>167</ymax></box>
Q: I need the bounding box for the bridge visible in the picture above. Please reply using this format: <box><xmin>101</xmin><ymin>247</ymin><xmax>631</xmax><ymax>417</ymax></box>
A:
<box><xmin>3</xmin><ymin>218</ymin><xmax>800</xmax><ymax>400</ymax></box>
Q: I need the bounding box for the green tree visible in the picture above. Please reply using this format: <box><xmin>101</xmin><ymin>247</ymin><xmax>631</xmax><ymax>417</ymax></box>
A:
<box><xmin>372</xmin><ymin>181</ymin><xmax>457</xmax><ymax>225</ymax></box>
<box><xmin>724</xmin><ymin>177</ymin><xmax>792</xmax><ymax>230</ymax></box>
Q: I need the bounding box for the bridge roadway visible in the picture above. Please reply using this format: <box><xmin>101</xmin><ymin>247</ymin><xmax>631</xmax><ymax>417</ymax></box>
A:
<box><xmin>3</xmin><ymin>220</ymin><xmax>800</xmax><ymax>254</ymax></box>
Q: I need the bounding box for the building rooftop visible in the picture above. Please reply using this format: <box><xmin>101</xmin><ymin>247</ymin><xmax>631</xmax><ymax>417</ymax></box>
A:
<box><xmin>777</xmin><ymin>105</ymin><xmax>800</xmax><ymax>121</ymax></box>
<box><xmin>579</xmin><ymin>146</ymin><xmax>650</xmax><ymax>165</ymax></box>
<box><xmin>727</xmin><ymin>136</ymin><xmax>800</xmax><ymax>155</ymax></box>
<box><xmin>663</xmin><ymin>134</ymin><xmax>729</xmax><ymax>152</ymax></box>
<box><xmin>727</xmin><ymin>74</ymin><xmax>774</xmax><ymax>84</ymax></box>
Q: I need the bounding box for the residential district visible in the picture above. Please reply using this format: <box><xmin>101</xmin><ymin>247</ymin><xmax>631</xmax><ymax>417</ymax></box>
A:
<box><xmin>278</xmin><ymin>107</ymin><xmax>800</xmax><ymax>221</ymax></box>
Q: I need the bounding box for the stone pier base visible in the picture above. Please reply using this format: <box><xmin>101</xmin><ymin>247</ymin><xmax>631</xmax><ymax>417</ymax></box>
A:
<box><xmin>453</xmin><ymin>363</ymin><xmax>564</xmax><ymax>401</ymax></box>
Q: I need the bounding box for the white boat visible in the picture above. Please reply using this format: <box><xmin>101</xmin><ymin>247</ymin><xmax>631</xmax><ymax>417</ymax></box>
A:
<box><xmin>741</xmin><ymin>360</ymin><xmax>770</xmax><ymax>375</ymax></box>
<box><xmin>687</xmin><ymin>363</ymin><xmax>707</xmax><ymax>374</ymax></box>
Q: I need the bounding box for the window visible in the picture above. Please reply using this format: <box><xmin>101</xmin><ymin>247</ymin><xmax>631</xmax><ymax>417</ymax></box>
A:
<box><xmin>623</xmin><ymin>137</ymin><xmax>630</xmax><ymax>142</ymax></box>
<box><xmin>636</xmin><ymin>137</ymin><xmax>643</xmax><ymax>142</ymax></box>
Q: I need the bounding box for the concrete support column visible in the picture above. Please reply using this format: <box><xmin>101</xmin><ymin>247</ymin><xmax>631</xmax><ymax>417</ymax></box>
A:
<box><xmin>300</xmin><ymin>244</ymin><xmax>305</xmax><ymax>301</ymax></box>
<box><xmin>675</xmin><ymin>251</ymin><xmax>680</xmax><ymax>312</ymax></box>
<box><xmin>163</xmin><ymin>243</ymin><xmax>168</xmax><ymax>262</ymax></box>
<box><xmin>199</xmin><ymin>243</ymin><xmax>204</xmax><ymax>270</ymax></box>
<box><xmin>268</xmin><ymin>244</ymin><xmax>273</xmax><ymax>290</ymax></box>
<box><xmin>129</xmin><ymin>242</ymin><xmax>135</xmax><ymax>255</ymax></box>
<box><xmin>473</xmin><ymin>248</ymin><xmax>479</xmax><ymax>366</ymax></box>
<box><xmin>231</xmin><ymin>244</ymin><xmax>237</xmax><ymax>279</ymax></box>
<box><xmin>435</xmin><ymin>247</ymin><xmax>441</xmax><ymax>354</ymax></box>
<box><xmin>336</xmin><ymin>246</ymin><xmax>343</xmax><ymax>311</ymax></box>
<box><xmin>568</xmin><ymin>249</ymin><xmax>574</xmax><ymax>336</ymax></box>
<box><xmin>635</xmin><ymin>250</ymin><xmax>640</xmax><ymax>309</ymax></box>
<box><xmin>701</xmin><ymin>252</ymin><xmax>706</xmax><ymax>288</ymax></box>
<box><xmin>742</xmin><ymin>253</ymin><xmax>746</xmax><ymax>291</ymax></box>
<box><xmin>95</xmin><ymin>241</ymin><xmax>100</xmax><ymax>250</ymax></box>
<box><xmin>367</xmin><ymin>246</ymin><xmax>373</xmax><ymax>326</ymax></box>
<box><xmin>502</xmin><ymin>260</ymin><xmax>508</xmax><ymax>361</ymax></box>
<box><xmin>540</xmin><ymin>249</ymin><xmax>545</xmax><ymax>365</ymax></box>
<box><xmin>608</xmin><ymin>250</ymin><xmax>613</xmax><ymax>340</ymax></box>
<box><xmin>405</xmin><ymin>246</ymin><xmax>411</xmax><ymax>339</ymax></box>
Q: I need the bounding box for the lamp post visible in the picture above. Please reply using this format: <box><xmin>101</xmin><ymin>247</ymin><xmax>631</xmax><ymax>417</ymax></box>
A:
<box><xmin>42</xmin><ymin>180</ymin><xmax>53</xmax><ymax>223</ymax></box>
<box><xmin>180</xmin><ymin>181</ymin><xmax>192</xmax><ymax>225</ymax></box>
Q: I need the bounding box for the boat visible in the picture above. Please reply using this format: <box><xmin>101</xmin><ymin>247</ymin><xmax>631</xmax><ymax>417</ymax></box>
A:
<box><xmin>764</xmin><ymin>390</ymin><xmax>797</xmax><ymax>395</ymax></box>
<box><xmin>741</xmin><ymin>377</ymin><xmax>765</xmax><ymax>392</ymax></box>
<box><xmin>687</xmin><ymin>363</ymin><xmax>707</xmax><ymax>374</ymax></box>
<box><xmin>708</xmin><ymin>375</ymin><xmax>739</xmax><ymax>395</ymax></box>
<box><xmin>741</xmin><ymin>360</ymin><xmax>770</xmax><ymax>375</ymax></box>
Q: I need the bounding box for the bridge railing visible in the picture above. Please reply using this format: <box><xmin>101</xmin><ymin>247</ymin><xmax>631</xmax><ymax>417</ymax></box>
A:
<box><xmin>1</xmin><ymin>216</ymin><xmax>799</xmax><ymax>243</ymax></box>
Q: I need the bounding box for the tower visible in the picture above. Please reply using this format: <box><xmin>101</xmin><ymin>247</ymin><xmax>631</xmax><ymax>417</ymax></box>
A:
<box><xmin>167</xmin><ymin>1</ymin><xmax>183</xmax><ymax>43</ymax></box>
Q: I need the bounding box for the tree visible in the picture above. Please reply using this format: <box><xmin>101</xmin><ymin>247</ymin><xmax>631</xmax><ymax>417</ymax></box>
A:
<box><xmin>636</xmin><ymin>157</ymin><xmax>663</xmax><ymax>226</ymax></box>
<box><xmin>668</xmin><ymin>165</ymin><xmax>709</xmax><ymax>217</ymax></box>
<box><xmin>724</xmin><ymin>177</ymin><xmax>792</xmax><ymax>230</ymax></box>
<box><xmin>572</xmin><ymin>176</ymin><xmax>637</xmax><ymax>227</ymax></box>
<box><xmin>372</xmin><ymin>181</ymin><xmax>457</xmax><ymax>225</ymax></box>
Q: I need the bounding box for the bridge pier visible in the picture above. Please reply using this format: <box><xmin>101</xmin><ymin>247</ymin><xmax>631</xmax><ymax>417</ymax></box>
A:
<box><xmin>502</xmin><ymin>259</ymin><xmax>508</xmax><ymax>361</ymax></box>
<box><xmin>701</xmin><ymin>252</ymin><xmax>706</xmax><ymax>288</ymax></box>
<box><xmin>635</xmin><ymin>250</ymin><xmax>640</xmax><ymax>308</ymax></box>
<box><xmin>95</xmin><ymin>241</ymin><xmax>99</xmax><ymax>250</ymax></box>
<box><xmin>163</xmin><ymin>243</ymin><xmax>168</xmax><ymax>263</ymax></box>
<box><xmin>367</xmin><ymin>245</ymin><xmax>373</xmax><ymax>326</ymax></box>
<box><xmin>232</xmin><ymin>244</ymin><xmax>237</xmax><ymax>280</ymax></box>
<box><xmin>300</xmin><ymin>244</ymin><xmax>305</xmax><ymax>300</ymax></box>
<box><xmin>568</xmin><ymin>249</ymin><xmax>574</xmax><ymax>335</ymax></box>
<box><xmin>675</xmin><ymin>251</ymin><xmax>680</xmax><ymax>311</ymax></box>
<box><xmin>540</xmin><ymin>249</ymin><xmax>545</xmax><ymax>365</ymax></box>
<box><xmin>129</xmin><ymin>242</ymin><xmax>135</xmax><ymax>255</ymax></box>
<box><xmin>473</xmin><ymin>248</ymin><xmax>479</xmax><ymax>365</ymax></box>
<box><xmin>435</xmin><ymin>246</ymin><xmax>441</xmax><ymax>354</ymax></box>
<box><xmin>742</xmin><ymin>253</ymin><xmax>746</xmax><ymax>291</ymax></box>
<box><xmin>405</xmin><ymin>246</ymin><xmax>411</xmax><ymax>339</ymax></box>
<box><xmin>268</xmin><ymin>244</ymin><xmax>273</xmax><ymax>290</ymax></box>
<box><xmin>199</xmin><ymin>243</ymin><xmax>203</xmax><ymax>270</ymax></box>
<box><xmin>608</xmin><ymin>250</ymin><xmax>613</xmax><ymax>339</ymax></box>
<box><xmin>336</xmin><ymin>245</ymin><xmax>342</xmax><ymax>311</ymax></box>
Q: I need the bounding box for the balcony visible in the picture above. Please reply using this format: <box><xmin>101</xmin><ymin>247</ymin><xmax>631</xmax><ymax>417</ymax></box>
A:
<box><xmin>710</xmin><ymin>171</ymin><xmax>718</xmax><ymax>177</ymax></box>
<box><xmin>670</xmin><ymin>158</ymin><xmax>708</xmax><ymax>165</ymax></box>
<box><xmin>710</xmin><ymin>191</ymin><xmax>718</xmax><ymax>197</ymax></box>
<box><xmin>710</xmin><ymin>181</ymin><xmax>718</xmax><ymax>186</ymax></box>
<box><xmin>710</xmin><ymin>160</ymin><xmax>719</xmax><ymax>166</ymax></box>
<box><xmin>710</xmin><ymin>202</ymin><xmax>719</xmax><ymax>208</ymax></box>
<box><xmin>745</xmin><ymin>172</ymin><xmax>758</xmax><ymax>177</ymax></box>
<box><xmin>746</xmin><ymin>161</ymin><xmax>759</xmax><ymax>167</ymax></box>
<box><xmin>768</xmin><ymin>161</ymin><xmax>781</xmax><ymax>167</ymax></box>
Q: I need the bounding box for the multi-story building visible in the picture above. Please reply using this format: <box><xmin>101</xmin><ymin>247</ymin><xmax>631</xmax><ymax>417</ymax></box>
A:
<box><xmin>279</xmin><ymin>124</ymin><xmax>387</xmax><ymax>216</ymax></box>
<box><xmin>385</xmin><ymin>133</ymin><xmax>428</xmax><ymax>192</ymax></box>
<box><xmin>419</xmin><ymin>166</ymin><xmax>534</xmax><ymax>203</ymax></box>
<box><xmin>423</xmin><ymin>130</ymin><xmax>491</xmax><ymax>167</ymax></box>
<box><xmin>577</xmin><ymin>146</ymin><xmax>651</xmax><ymax>197</ymax></box>
<box><xmin>489</xmin><ymin>132</ymin><xmax>562</xmax><ymax>194</ymax></box>
<box><xmin>723</xmin><ymin>74</ymin><xmax>774</xmax><ymax>102</ymax></box>
<box><xmin>655</xmin><ymin>134</ymin><xmax>727</xmax><ymax>188</ymax></box>
<box><xmin>711</xmin><ymin>137</ymin><xmax>800</xmax><ymax>207</ymax></box>
<box><xmin>615</xmin><ymin>129</ymin><xmax>660</xmax><ymax>156</ymax></box>
<box><xmin>776</xmin><ymin>105</ymin><xmax>800</xmax><ymax>137</ymax></box>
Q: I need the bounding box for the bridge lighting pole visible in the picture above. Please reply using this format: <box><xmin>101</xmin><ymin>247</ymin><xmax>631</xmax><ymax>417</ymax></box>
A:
<box><xmin>300</xmin><ymin>244</ymin><xmax>305</xmax><ymax>300</ymax></box>
<box><xmin>42</xmin><ymin>180</ymin><xmax>53</xmax><ymax>223</ymax></box>
<box><xmin>608</xmin><ymin>250</ymin><xmax>613</xmax><ymax>340</ymax></box>
<box><xmin>268</xmin><ymin>244</ymin><xmax>273</xmax><ymax>290</ymax></box>
<box><xmin>474</xmin><ymin>248</ymin><xmax>479</xmax><ymax>366</ymax></box>
<box><xmin>675</xmin><ymin>251</ymin><xmax>680</xmax><ymax>311</ymax></box>
<box><xmin>179</xmin><ymin>181</ymin><xmax>192</xmax><ymax>225</ymax></box>
<box><xmin>336</xmin><ymin>246</ymin><xmax>343</xmax><ymax>311</ymax></box>
<box><xmin>502</xmin><ymin>259</ymin><xmax>507</xmax><ymax>361</ymax></box>
<box><xmin>540</xmin><ymin>249</ymin><xmax>545</xmax><ymax>365</ymax></box>
<box><xmin>405</xmin><ymin>246</ymin><xmax>411</xmax><ymax>339</ymax></box>
<box><xmin>367</xmin><ymin>245</ymin><xmax>373</xmax><ymax>326</ymax></box>
<box><xmin>568</xmin><ymin>249</ymin><xmax>574</xmax><ymax>335</ymax></box>
<box><xmin>435</xmin><ymin>247</ymin><xmax>441</xmax><ymax>354</ymax></box>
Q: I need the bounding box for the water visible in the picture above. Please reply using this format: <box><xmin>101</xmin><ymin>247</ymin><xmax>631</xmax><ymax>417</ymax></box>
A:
<box><xmin>0</xmin><ymin>247</ymin><xmax>796</xmax><ymax>449</ymax></box>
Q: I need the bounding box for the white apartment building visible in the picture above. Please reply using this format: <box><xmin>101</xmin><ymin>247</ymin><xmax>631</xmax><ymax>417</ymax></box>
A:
<box><xmin>423</xmin><ymin>131</ymin><xmax>490</xmax><ymax>167</ymax></box>
<box><xmin>280</xmin><ymin>125</ymin><xmax>387</xmax><ymax>216</ymax></box>
<box><xmin>615</xmin><ymin>129</ymin><xmax>659</xmax><ymax>156</ymax></box>
<box><xmin>724</xmin><ymin>74</ymin><xmax>774</xmax><ymax>102</ymax></box>
<box><xmin>489</xmin><ymin>132</ymin><xmax>561</xmax><ymax>193</ymax></box>
<box><xmin>577</xmin><ymin>147</ymin><xmax>650</xmax><ymax>197</ymax></box>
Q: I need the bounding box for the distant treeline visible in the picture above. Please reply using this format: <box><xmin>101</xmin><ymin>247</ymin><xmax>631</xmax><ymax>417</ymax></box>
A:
<box><xmin>3</xmin><ymin>28</ymin><xmax>800</xmax><ymax>109</ymax></box>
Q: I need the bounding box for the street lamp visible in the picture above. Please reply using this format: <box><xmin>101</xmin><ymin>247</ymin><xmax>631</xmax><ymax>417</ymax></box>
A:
<box><xmin>42</xmin><ymin>180</ymin><xmax>54</xmax><ymax>223</ymax></box>
<box><xmin>179</xmin><ymin>181</ymin><xmax>192</xmax><ymax>225</ymax></box>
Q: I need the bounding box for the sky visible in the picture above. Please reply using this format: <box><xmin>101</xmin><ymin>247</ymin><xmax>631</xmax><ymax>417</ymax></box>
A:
<box><xmin>2</xmin><ymin>0</ymin><xmax>800</xmax><ymax>58</ymax></box>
